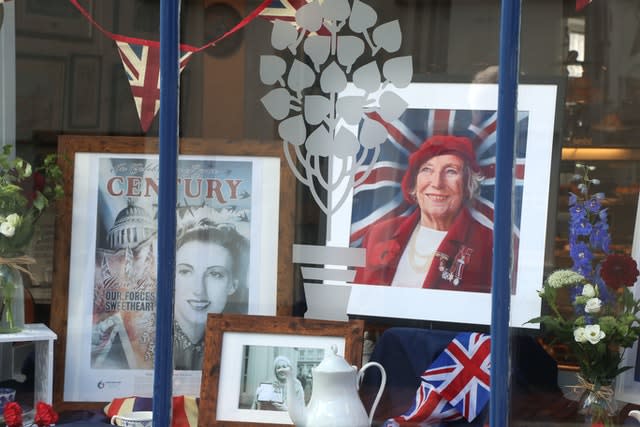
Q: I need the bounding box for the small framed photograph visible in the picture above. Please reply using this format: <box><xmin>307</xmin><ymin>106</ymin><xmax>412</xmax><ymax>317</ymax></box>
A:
<box><xmin>198</xmin><ymin>314</ymin><xmax>364</xmax><ymax>426</ymax></box>
<box><xmin>51</xmin><ymin>136</ymin><xmax>296</xmax><ymax>410</ymax></box>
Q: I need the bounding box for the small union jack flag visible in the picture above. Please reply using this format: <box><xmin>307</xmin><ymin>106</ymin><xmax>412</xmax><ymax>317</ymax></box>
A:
<box><xmin>116</xmin><ymin>41</ymin><xmax>193</xmax><ymax>132</ymax></box>
<box><xmin>389</xmin><ymin>332</ymin><xmax>491</xmax><ymax>425</ymax></box>
<box><xmin>387</xmin><ymin>382</ymin><xmax>463</xmax><ymax>425</ymax></box>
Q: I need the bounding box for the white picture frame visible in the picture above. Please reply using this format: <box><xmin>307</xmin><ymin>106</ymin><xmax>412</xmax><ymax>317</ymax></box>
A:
<box><xmin>326</xmin><ymin>82</ymin><xmax>558</xmax><ymax>327</ymax></box>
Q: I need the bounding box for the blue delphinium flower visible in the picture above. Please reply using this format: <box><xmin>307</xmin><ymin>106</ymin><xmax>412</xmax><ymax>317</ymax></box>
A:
<box><xmin>568</xmin><ymin>164</ymin><xmax>611</xmax><ymax>287</ymax></box>
<box><xmin>569</xmin><ymin>203</ymin><xmax>587</xmax><ymax>220</ymax></box>
<box><xmin>585</xmin><ymin>196</ymin><xmax>601</xmax><ymax>213</ymax></box>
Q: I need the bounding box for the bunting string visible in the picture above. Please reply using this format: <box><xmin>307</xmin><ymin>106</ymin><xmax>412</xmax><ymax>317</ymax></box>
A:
<box><xmin>68</xmin><ymin>0</ymin><xmax>272</xmax><ymax>52</ymax></box>
<box><xmin>67</xmin><ymin>0</ymin><xmax>273</xmax><ymax>132</ymax></box>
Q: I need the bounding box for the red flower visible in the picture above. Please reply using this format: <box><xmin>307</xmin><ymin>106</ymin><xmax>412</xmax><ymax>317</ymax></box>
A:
<box><xmin>3</xmin><ymin>401</ymin><xmax>23</xmax><ymax>427</ymax></box>
<box><xmin>600</xmin><ymin>253</ymin><xmax>640</xmax><ymax>289</ymax></box>
<box><xmin>34</xmin><ymin>401</ymin><xmax>58</xmax><ymax>427</ymax></box>
<box><xmin>369</xmin><ymin>240</ymin><xmax>401</xmax><ymax>267</ymax></box>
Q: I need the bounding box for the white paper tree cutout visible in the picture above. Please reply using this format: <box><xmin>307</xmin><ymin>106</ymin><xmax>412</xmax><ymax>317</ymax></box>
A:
<box><xmin>260</xmin><ymin>0</ymin><xmax>413</xmax><ymax>237</ymax></box>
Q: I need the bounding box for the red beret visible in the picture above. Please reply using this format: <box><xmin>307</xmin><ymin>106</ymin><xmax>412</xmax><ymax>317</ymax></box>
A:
<box><xmin>401</xmin><ymin>135</ymin><xmax>479</xmax><ymax>203</ymax></box>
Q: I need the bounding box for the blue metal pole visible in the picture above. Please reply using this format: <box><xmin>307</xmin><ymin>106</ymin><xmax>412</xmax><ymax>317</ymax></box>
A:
<box><xmin>491</xmin><ymin>0</ymin><xmax>521</xmax><ymax>425</ymax></box>
<box><xmin>154</xmin><ymin>0</ymin><xmax>179</xmax><ymax>425</ymax></box>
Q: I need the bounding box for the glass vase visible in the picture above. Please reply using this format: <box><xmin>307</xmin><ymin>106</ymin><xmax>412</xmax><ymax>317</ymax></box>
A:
<box><xmin>0</xmin><ymin>264</ymin><xmax>25</xmax><ymax>333</ymax></box>
<box><xmin>577</xmin><ymin>376</ymin><xmax>618</xmax><ymax>427</ymax></box>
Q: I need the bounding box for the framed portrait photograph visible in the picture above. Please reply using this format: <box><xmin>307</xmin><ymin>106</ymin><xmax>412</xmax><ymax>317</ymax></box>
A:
<box><xmin>198</xmin><ymin>314</ymin><xmax>364</xmax><ymax>426</ymax></box>
<box><xmin>324</xmin><ymin>82</ymin><xmax>559</xmax><ymax>328</ymax></box>
<box><xmin>51</xmin><ymin>136</ymin><xmax>295</xmax><ymax>410</ymax></box>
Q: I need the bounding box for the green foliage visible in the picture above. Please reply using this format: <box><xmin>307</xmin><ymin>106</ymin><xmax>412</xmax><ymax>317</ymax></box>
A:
<box><xmin>529</xmin><ymin>269</ymin><xmax>640</xmax><ymax>386</ymax></box>
<box><xmin>0</xmin><ymin>146</ymin><xmax>64</xmax><ymax>256</ymax></box>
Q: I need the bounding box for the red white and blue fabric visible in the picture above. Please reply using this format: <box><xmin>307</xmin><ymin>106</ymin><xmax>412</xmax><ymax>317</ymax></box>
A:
<box><xmin>259</xmin><ymin>0</ymin><xmax>310</xmax><ymax>23</ymax></box>
<box><xmin>105</xmin><ymin>395</ymin><xmax>199</xmax><ymax>427</ymax></box>
<box><xmin>386</xmin><ymin>332</ymin><xmax>491</xmax><ymax>425</ymax></box>
<box><xmin>259</xmin><ymin>0</ymin><xmax>330</xmax><ymax>35</ymax></box>
<box><xmin>349</xmin><ymin>108</ymin><xmax>529</xmax><ymax>249</ymax></box>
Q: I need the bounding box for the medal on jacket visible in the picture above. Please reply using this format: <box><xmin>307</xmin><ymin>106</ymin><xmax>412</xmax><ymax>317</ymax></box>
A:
<box><xmin>436</xmin><ymin>246</ymin><xmax>473</xmax><ymax>286</ymax></box>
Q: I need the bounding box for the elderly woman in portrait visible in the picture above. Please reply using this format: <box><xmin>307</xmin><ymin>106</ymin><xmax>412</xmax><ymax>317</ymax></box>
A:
<box><xmin>354</xmin><ymin>135</ymin><xmax>493</xmax><ymax>292</ymax></box>
<box><xmin>173</xmin><ymin>209</ymin><xmax>249</xmax><ymax>370</ymax></box>
<box><xmin>252</xmin><ymin>355</ymin><xmax>305</xmax><ymax>412</ymax></box>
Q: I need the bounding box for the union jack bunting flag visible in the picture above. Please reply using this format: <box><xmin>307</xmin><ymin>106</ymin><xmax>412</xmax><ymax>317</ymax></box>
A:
<box><xmin>388</xmin><ymin>332</ymin><xmax>491</xmax><ymax>425</ymax></box>
<box><xmin>349</xmin><ymin>108</ymin><xmax>529</xmax><ymax>248</ymax></box>
<box><xmin>259</xmin><ymin>0</ymin><xmax>329</xmax><ymax>34</ymax></box>
<box><xmin>116</xmin><ymin>41</ymin><xmax>193</xmax><ymax>132</ymax></box>
<box><xmin>259</xmin><ymin>0</ymin><xmax>310</xmax><ymax>23</ymax></box>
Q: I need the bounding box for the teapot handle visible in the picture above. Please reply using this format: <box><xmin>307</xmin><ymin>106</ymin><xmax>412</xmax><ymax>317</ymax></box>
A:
<box><xmin>357</xmin><ymin>361</ymin><xmax>386</xmax><ymax>427</ymax></box>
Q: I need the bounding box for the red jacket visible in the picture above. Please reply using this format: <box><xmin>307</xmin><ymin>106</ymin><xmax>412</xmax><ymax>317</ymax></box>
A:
<box><xmin>353</xmin><ymin>208</ymin><xmax>493</xmax><ymax>293</ymax></box>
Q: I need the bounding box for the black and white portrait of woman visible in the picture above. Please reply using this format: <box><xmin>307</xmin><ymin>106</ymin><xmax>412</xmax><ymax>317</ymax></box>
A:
<box><xmin>173</xmin><ymin>207</ymin><xmax>250</xmax><ymax>370</ymax></box>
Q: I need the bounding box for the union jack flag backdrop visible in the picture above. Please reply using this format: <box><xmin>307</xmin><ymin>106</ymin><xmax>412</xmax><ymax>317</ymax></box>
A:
<box><xmin>389</xmin><ymin>332</ymin><xmax>491</xmax><ymax>425</ymax></box>
<box><xmin>349</xmin><ymin>108</ymin><xmax>529</xmax><ymax>248</ymax></box>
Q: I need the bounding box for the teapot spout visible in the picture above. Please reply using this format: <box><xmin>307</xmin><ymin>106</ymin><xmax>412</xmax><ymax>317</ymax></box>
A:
<box><xmin>285</xmin><ymin>367</ymin><xmax>307</xmax><ymax>426</ymax></box>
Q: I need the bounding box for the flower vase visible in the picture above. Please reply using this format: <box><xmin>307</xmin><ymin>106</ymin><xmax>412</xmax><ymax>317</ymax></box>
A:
<box><xmin>577</xmin><ymin>376</ymin><xmax>618</xmax><ymax>427</ymax></box>
<box><xmin>0</xmin><ymin>264</ymin><xmax>24</xmax><ymax>333</ymax></box>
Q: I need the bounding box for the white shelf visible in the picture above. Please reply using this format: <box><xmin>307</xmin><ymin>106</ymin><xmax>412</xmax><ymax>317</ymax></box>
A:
<box><xmin>0</xmin><ymin>323</ymin><xmax>56</xmax><ymax>343</ymax></box>
<box><xmin>0</xmin><ymin>323</ymin><xmax>57</xmax><ymax>406</ymax></box>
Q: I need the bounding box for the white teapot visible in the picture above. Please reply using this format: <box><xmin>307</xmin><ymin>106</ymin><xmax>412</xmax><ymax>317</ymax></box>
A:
<box><xmin>286</xmin><ymin>345</ymin><xmax>386</xmax><ymax>427</ymax></box>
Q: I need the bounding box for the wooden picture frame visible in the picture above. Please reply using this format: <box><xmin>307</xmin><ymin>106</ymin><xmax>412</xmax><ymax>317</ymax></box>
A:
<box><xmin>51</xmin><ymin>135</ymin><xmax>295</xmax><ymax>410</ymax></box>
<box><xmin>198</xmin><ymin>314</ymin><xmax>364</xmax><ymax>426</ymax></box>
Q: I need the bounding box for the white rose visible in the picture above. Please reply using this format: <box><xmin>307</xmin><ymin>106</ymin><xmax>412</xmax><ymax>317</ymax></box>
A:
<box><xmin>0</xmin><ymin>222</ymin><xmax>16</xmax><ymax>237</ymax></box>
<box><xmin>5</xmin><ymin>213</ymin><xmax>21</xmax><ymax>227</ymax></box>
<box><xmin>582</xmin><ymin>284</ymin><xmax>596</xmax><ymax>298</ymax></box>
<box><xmin>574</xmin><ymin>327</ymin><xmax>587</xmax><ymax>343</ymax></box>
<box><xmin>584</xmin><ymin>298</ymin><xmax>602</xmax><ymax>314</ymax></box>
<box><xmin>584</xmin><ymin>324</ymin><xmax>605</xmax><ymax>345</ymax></box>
<box><xmin>24</xmin><ymin>163</ymin><xmax>32</xmax><ymax>178</ymax></box>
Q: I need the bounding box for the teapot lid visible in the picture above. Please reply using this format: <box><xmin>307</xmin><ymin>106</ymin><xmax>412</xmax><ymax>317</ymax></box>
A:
<box><xmin>314</xmin><ymin>345</ymin><xmax>354</xmax><ymax>373</ymax></box>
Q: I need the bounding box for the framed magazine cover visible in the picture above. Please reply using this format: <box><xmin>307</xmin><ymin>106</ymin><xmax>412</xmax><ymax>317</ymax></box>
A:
<box><xmin>50</xmin><ymin>136</ymin><xmax>295</xmax><ymax>410</ymax></box>
<box><xmin>198</xmin><ymin>314</ymin><xmax>364</xmax><ymax>426</ymax></box>
<box><xmin>326</xmin><ymin>82</ymin><xmax>559</xmax><ymax>327</ymax></box>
